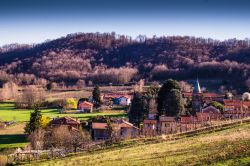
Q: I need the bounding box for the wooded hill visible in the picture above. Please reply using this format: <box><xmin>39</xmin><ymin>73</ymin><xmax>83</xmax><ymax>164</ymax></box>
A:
<box><xmin>0</xmin><ymin>33</ymin><xmax>249</xmax><ymax>91</ymax></box>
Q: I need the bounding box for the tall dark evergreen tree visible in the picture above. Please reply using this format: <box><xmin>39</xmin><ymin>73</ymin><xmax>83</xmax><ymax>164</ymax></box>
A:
<box><xmin>46</xmin><ymin>82</ymin><xmax>53</xmax><ymax>91</ymax></box>
<box><xmin>157</xmin><ymin>79</ymin><xmax>181</xmax><ymax>115</ymax></box>
<box><xmin>92</xmin><ymin>85</ymin><xmax>101</xmax><ymax>107</ymax></box>
<box><xmin>128</xmin><ymin>92</ymin><xmax>148</xmax><ymax>126</ymax></box>
<box><xmin>161</xmin><ymin>89</ymin><xmax>185</xmax><ymax>116</ymax></box>
<box><xmin>25</xmin><ymin>107</ymin><xmax>42</xmax><ymax>134</ymax></box>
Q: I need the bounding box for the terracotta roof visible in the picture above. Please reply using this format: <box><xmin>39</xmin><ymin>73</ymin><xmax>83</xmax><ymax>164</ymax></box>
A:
<box><xmin>203</xmin><ymin>93</ymin><xmax>224</xmax><ymax>98</ymax></box>
<box><xmin>82</xmin><ymin>101</ymin><xmax>93</xmax><ymax>106</ymax></box>
<box><xmin>92</xmin><ymin>122</ymin><xmax>107</xmax><ymax>129</ymax></box>
<box><xmin>52</xmin><ymin>116</ymin><xmax>80</xmax><ymax>125</ymax></box>
<box><xmin>180</xmin><ymin>116</ymin><xmax>196</xmax><ymax>123</ymax></box>
<box><xmin>182</xmin><ymin>92</ymin><xmax>192</xmax><ymax>97</ymax></box>
<box><xmin>224</xmin><ymin>100</ymin><xmax>243</xmax><ymax>106</ymax></box>
<box><xmin>182</xmin><ymin>92</ymin><xmax>224</xmax><ymax>98</ymax></box>
<box><xmin>92</xmin><ymin>120</ymin><xmax>139</xmax><ymax>130</ymax></box>
<box><xmin>78</xmin><ymin>101</ymin><xmax>93</xmax><ymax>108</ymax></box>
<box><xmin>144</xmin><ymin>119</ymin><xmax>157</xmax><ymax>124</ymax></box>
<box><xmin>159</xmin><ymin>116</ymin><xmax>176</xmax><ymax>122</ymax></box>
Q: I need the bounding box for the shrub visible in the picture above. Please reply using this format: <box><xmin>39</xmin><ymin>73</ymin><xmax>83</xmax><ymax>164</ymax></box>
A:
<box><xmin>65</xmin><ymin>98</ymin><xmax>77</xmax><ymax>109</ymax></box>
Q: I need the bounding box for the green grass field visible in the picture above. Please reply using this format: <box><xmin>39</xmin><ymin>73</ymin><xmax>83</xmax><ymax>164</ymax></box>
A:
<box><xmin>0</xmin><ymin>102</ymin><xmax>126</xmax><ymax>152</ymax></box>
<box><xmin>0</xmin><ymin>102</ymin><xmax>127</xmax><ymax>122</ymax></box>
<box><xmin>27</xmin><ymin>122</ymin><xmax>250</xmax><ymax>166</ymax></box>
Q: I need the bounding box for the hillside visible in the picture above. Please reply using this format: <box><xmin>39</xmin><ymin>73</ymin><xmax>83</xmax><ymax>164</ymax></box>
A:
<box><xmin>26</xmin><ymin>121</ymin><xmax>250</xmax><ymax>166</ymax></box>
<box><xmin>0</xmin><ymin>33</ymin><xmax>250</xmax><ymax>91</ymax></box>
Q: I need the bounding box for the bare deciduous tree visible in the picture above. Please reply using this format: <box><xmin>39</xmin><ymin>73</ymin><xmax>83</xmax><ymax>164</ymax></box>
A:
<box><xmin>179</xmin><ymin>81</ymin><xmax>192</xmax><ymax>92</ymax></box>
<box><xmin>0</xmin><ymin>82</ymin><xmax>18</xmax><ymax>100</ymax></box>
<box><xmin>15</xmin><ymin>86</ymin><xmax>45</xmax><ymax>109</ymax></box>
<box><xmin>45</xmin><ymin>126</ymin><xmax>72</xmax><ymax>150</ymax></box>
<box><xmin>29</xmin><ymin>128</ymin><xmax>45</xmax><ymax>150</ymax></box>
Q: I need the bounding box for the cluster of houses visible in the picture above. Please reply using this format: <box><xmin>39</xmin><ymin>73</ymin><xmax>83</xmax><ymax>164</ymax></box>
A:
<box><xmin>53</xmin><ymin>79</ymin><xmax>250</xmax><ymax>140</ymax></box>
<box><xmin>73</xmin><ymin>93</ymin><xmax>132</xmax><ymax>113</ymax></box>
<box><xmin>101</xmin><ymin>93</ymin><xmax>132</xmax><ymax>106</ymax></box>
<box><xmin>91</xmin><ymin>118</ymin><xmax>139</xmax><ymax>140</ymax></box>
<box><xmin>49</xmin><ymin>116</ymin><xmax>139</xmax><ymax>140</ymax></box>
<box><xmin>143</xmin><ymin>79</ymin><xmax>250</xmax><ymax>136</ymax></box>
<box><xmin>61</xmin><ymin>93</ymin><xmax>132</xmax><ymax>114</ymax></box>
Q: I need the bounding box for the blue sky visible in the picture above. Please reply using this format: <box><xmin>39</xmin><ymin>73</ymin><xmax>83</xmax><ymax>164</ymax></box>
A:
<box><xmin>0</xmin><ymin>0</ymin><xmax>250</xmax><ymax>45</ymax></box>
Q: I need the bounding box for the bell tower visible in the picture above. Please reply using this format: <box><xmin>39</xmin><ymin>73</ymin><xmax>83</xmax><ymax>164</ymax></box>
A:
<box><xmin>192</xmin><ymin>79</ymin><xmax>202</xmax><ymax>113</ymax></box>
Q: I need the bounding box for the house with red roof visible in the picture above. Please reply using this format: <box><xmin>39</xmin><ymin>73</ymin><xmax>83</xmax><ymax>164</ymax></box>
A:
<box><xmin>91</xmin><ymin>119</ymin><xmax>139</xmax><ymax>140</ymax></box>
<box><xmin>51</xmin><ymin>116</ymin><xmax>81</xmax><ymax>131</ymax></box>
<box><xmin>201</xmin><ymin>105</ymin><xmax>222</xmax><ymax>120</ymax></box>
<box><xmin>224</xmin><ymin>100</ymin><xmax>250</xmax><ymax>118</ymax></box>
<box><xmin>78</xmin><ymin>101</ymin><xmax>93</xmax><ymax>113</ymax></box>
<box><xmin>103</xmin><ymin>93</ymin><xmax>132</xmax><ymax>106</ymax></box>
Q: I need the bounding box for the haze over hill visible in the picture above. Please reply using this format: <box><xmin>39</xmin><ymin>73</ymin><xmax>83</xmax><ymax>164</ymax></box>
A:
<box><xmin>0</xmin><ymin>33</ymin><xmax>249</xmax><ymax>92</ymax></box>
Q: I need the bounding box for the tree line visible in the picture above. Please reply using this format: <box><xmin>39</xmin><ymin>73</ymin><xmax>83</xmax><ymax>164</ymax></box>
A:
<box><xmin>0</xmin><ymin>33</ymin><xmax>249</xmax><ymax>91</ymax></box>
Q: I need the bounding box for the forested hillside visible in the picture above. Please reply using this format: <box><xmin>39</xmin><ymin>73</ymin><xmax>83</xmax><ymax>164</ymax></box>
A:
<box><xmin>0</xmin><ymin>33</ymin><xmax>249</xmax><ymax>91</ymax></box>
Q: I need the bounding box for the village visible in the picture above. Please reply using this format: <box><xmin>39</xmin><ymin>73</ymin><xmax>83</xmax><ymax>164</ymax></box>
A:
<box><xmin>1</xmin><ymin>78</ymin><xmax>249</xmax><ymax>164</ymax></box>
<box><xmin>51</xmin><ymin>79</ymin><xmax>250</xmax><ymax>140</ymax></box>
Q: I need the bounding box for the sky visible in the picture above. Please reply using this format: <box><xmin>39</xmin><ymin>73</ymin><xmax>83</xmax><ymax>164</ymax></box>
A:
<box><xmin>0</xmin><ymin>0</ymin><xmax>250</xmax><ymax>46</ymax></box>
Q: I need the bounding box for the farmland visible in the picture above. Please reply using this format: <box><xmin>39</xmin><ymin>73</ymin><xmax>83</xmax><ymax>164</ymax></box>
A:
<box><xmin>26</xmin><ymin>121</ymin><xmax>250</xmax><ymax>166</ymax></box>
<box><xmin>0</xmin><ymin>101</ymin><xmax>127</xmax><ymax>152</ymax></box>
<box><xmin>0</xmin><ymin>102</ymin><xmax>127</xmax><ymax>122</ymax></box>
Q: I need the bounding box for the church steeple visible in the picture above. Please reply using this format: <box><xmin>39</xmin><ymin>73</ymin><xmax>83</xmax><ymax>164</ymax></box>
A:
<box><xmin>192</xmin><ymin>78</ymin><xmax>202</xmax><ymax>113</ymax></box>
<box><xmin>193</xmin><ymin>78</ymin><xmax>201</xmax><ymax>93</ymax></box>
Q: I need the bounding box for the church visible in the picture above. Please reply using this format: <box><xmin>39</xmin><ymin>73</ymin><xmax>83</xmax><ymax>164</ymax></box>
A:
<box><xmin>192</xmin><ymin>79</ymin><xmax>203</xmax><ymax>113</ymax></box>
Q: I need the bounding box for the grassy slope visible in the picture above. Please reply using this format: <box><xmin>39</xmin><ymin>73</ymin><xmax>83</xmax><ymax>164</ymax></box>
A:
<box><xmin>0</xmin><ymin>102</ymin><xmax>127</xmax><ymax>122</ymax></box>
<box><xmin>30</xmin><ymin>123</ymin><xmax>250</xmax><ymax>166</ymax></box>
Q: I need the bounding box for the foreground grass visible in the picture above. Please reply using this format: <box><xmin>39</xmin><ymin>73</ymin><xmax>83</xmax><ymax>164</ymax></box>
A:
<box><xmin>28</xmin><ymin>123</ymin><xmax>250</xmax><ymax>166</ymax></box>
<box><xmin>0</xmin><ymin>102</ymin><xmax>127</xmax><ymax>122</ymax></box>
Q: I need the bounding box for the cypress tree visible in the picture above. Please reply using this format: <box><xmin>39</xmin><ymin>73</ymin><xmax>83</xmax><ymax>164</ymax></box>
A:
<box><xmin>92</xmin><ymin>85</ymin><xmax>101</xmax><ymax>107</ymax></box>
<box><xmin>25</xmin><ymin>107</ymin><xmax>42</xmax><ymax>134</ymax></box>
<box><xmin>128</xmin><ymin>92</ymin><xmax>148</xmax><ymax>126</ymax></box>
<box><xmin>157</xmin><ymin>79</ymin><xmax>184</xmax><ymax>116</ymax></box>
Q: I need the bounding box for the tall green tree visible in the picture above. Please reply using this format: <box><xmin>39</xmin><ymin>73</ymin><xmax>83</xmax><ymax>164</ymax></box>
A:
<box><xmin>157</xmin><ymin>79</ymin><xmax>181</xmax><ymax>115</ymax></box>
<box><xmin>128</xmin><ymin>92</ymin><xmax>148</xmax><ymax>126</ymax></box>
<box><xmin>161</xmin><ymin>89</ymin><xmax>185</xmax><ymax>116</ymax></box>
<box><xmin>25</xmin><ymin>107</ymin><xmax>42</xmax><ymax>134</ymax></box>
<box><xmin>92</xmin><ymin>85</ymin><xmax>101</xmax><ymax>107</ymax></box>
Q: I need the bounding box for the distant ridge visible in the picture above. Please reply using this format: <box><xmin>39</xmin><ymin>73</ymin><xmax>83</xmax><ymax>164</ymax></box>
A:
<box><xmin>0</xmin><ymin>33</ymin><xmax>249</xmax><ymax>91</ymax></box>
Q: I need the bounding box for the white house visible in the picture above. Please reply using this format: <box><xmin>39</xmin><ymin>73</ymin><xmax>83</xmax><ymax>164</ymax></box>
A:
<box><xmin>119</xmin><ymin>96</ymin><xmax>131</xmax><ymax>106</ymax></box>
